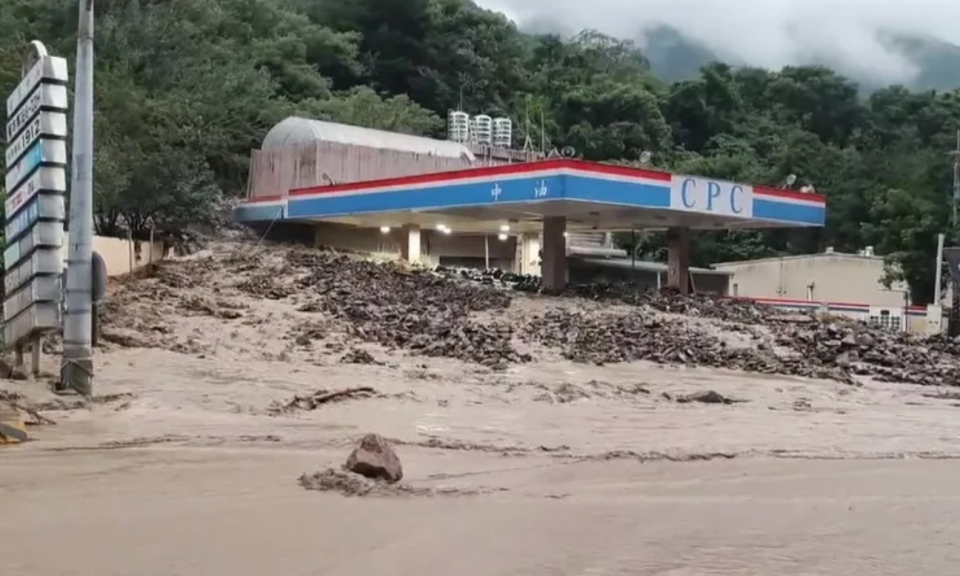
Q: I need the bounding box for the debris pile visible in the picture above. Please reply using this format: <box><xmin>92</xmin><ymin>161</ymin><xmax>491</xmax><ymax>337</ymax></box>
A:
<box><xmin>340</xmin><ymin>348</ymin><xmax>378</xmax><ymax>364</ymax></box>
<box><xmin>95</xmin><ymin>253</ymin><xmax>235</xmax><ymax>352</ymax></box>
<box><xmin>522</xmin><ymin>309</ymin><xmax>853</xmax><ymax>383</ymax></box>
<box><xmin>513</xmin><ymin>276</ymin><xmax>784</xmax><ymax>324</ymax></box>
<box><xmin>434</xmin><ymin>266</ymin><xmax>542</xmax><ymax>292</ymax></box>
<box><xmin>287</xmin><ymin>320</ymin><xmax>328</xmax><ymax>347</ymax></box>
<box><xmin>298</xmin><ymin>468</ymin><xmax>404</xmax><ymax>496</ymax></box>
<box><xmin>292</xmin><ymin>251</ymin><xmax>528</xmax><ymax>366</ymax></box>
<box><xmin>435</xmin><ymin>263</ymin><xmax>960</xmax><ymax>386</ymax></box>
<box><xmin>88</xmin><ymin>238</ymin><xmax>960</xmax><ymax>386</ymax></box>
<box><xmin>268</xmin><ymin>386</ymin><xmax>378</xmax><ymax>414</ymax></box>
<box><xmin>299</xmin><ymin>433</ymin><xmax>411</xmax><ymax>496</ymax></box>
<box><xmin>778</xmin><ymin>322</ymin><xmax>960</xmax><ymax>386</ymax></box>
<box><xmin>672</xmin><ymin>390</ymin><xmax>744</xmax><ymax>405</ymax></box>
<box><xmin>605</xmin><ymin>285</ymin><xmax>782</xmax><ymax>324</ymax></box>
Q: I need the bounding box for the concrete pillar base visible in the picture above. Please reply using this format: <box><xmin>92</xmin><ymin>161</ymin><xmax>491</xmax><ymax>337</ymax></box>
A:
<box><xmin>666</xmin><ymin>227</ymin><xmax>691</xmax><ymax>294</ymax></box>
<box><xmin>400</xmin><ymin>225</ymin><xmax>421</xmax><ymax>263</ymax></box>
<box><xmin>541</xmin><ymin>217</ymin><xmax>567</xmax><ymax>294</ymax></box>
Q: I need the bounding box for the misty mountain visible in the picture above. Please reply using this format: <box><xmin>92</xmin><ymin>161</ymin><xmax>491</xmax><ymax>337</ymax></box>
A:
<box><xmin>520</xmin><ymin>17</ymin><xmax>960</xmax><ymax>92</ymax></box>
<box><xmin>638</xmin><ymin>25</ymin><xmax>741</xmax><ymax>83</ymax></box>
<box><xmin>878</xmin><ymin>31</ymin><xmax>960</xmax><ymax>92</ymax></box>
<box><xmin>638</xmin><ymin>25</ymin><xmax>960</xmax><ymax>92</ymax></box>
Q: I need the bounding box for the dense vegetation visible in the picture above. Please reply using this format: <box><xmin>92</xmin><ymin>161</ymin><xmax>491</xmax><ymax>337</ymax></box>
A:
<box><xmin>2</xmin><ymin>0</ymin><xmax>960</xmax><ymax>302</ymax></box>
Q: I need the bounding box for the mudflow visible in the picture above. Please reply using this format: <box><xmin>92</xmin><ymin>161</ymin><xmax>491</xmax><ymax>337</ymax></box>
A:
<box><xmin>6</xmin><ymin>232</ymin><xmax>960</xmax><ymax>575</ymax></box>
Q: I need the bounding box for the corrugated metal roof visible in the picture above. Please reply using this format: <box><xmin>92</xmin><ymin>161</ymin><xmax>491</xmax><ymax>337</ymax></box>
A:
<box><xmin>261</xmin><ymin>116</ymin><xmax>475</xmax><ymax>160</ymax></box>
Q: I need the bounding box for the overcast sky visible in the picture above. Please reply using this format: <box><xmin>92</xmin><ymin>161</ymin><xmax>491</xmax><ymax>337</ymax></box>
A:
<box><xmin>474</xmin><ymin>0</ymin><xmax>958</xmax><ymax>83</ymax></box>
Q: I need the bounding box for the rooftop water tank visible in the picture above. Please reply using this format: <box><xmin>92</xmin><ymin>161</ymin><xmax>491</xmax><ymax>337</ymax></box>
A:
<box><xmin>472</xmin><ymin>114</ymin><xmax>493</xmax><ymax>146</ymax></box>
<box><xmin>492</xmin><ymin>117</ymin><xmax>512</xmax><ymax>148</ymax></box>
<box><xmin>447</xmin><ymin>111</ymin><xmax>469</xmax><ymax>143</ymax></box>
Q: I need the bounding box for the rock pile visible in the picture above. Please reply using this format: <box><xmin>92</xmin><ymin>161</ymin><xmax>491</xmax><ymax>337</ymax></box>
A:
<box><xmin>340</xmin><ymin>348</ymin><xmax>378</xmax><ymax>364</ymax></box>
<box><xmin>431</xmin><ymin>264</ymin><xmax>960</xmax><ymax>385</ymax></box>
<box><xmin>434</xmin><ymin>265</ymin><xmax>542</xmax><ymax>292</ymax></box>
<box><xmin>779</xmin><ymin>321</ymin><xmax>960</xmax><ymax>386</ymax></box>
<box><xmin>435</xmin><ymin>268</ymin><xmax>787</xmax><ymax>324</ymax></box>
<box><xmin>521</xmin><ymin>295</ymin><xmax>960</xmax><ymax>386</ymax></box>
<box><xmin>522</xmin><ymin>309</ymin><xmax>853</xmax><ymax>383</ymax></box>
<box><xmin>93</xmin><ymin>239</ymin><xmax>960</xmax><ymax>386</ymax></box>
<box><xmin>291</xmin><ymin>251</ymin><xmax>528</xmax><ymax>366</ymax></box>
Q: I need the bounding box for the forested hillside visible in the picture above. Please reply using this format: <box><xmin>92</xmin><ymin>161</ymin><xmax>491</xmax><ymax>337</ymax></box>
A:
<box><xmin>2</xmin><ymin>0</ymin><xmax>960</xmax><ymax>302</ymax></box>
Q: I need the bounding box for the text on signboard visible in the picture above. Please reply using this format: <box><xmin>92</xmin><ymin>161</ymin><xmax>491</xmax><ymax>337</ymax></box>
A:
<box><xmin>669</xmin><ymin>176</ymin><xmax>754</xmax><ymax>218</ymax></box>
<box><xmin>679</xmin><ymin>178</ymin><xmax>745</xmax><ymax>214</ymax></box>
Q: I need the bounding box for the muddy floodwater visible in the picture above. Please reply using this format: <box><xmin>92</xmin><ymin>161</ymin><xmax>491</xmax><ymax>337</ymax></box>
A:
<box><xmin>4</xmin><ymin>348</ymin><xmax>960</xmax><ymax>575</ymax></box>
<box><xmin>5</xmin><ymin>446</ymin><xmax>960</xmax><ymax>575</ymax></box>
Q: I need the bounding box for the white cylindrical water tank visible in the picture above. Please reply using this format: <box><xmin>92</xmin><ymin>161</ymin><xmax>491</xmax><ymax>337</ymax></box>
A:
<box><xmin>473</xmin><ymin>114</ymin><xmax>493</xmax><ymax>146</ymax></box>
<box><xmin>447</xmin><ymin>111</ymin><xmax>470</xmax><ymax>143</ymax></box>
<box><xmin>493</xmin><ymin>117</ymin><xmax>512</xmax><ymax>148</ymax></box>
<box><xmin>468</xmin><ymin>116</ymin><xmax>479</xmax><ymax>144</ymax></box>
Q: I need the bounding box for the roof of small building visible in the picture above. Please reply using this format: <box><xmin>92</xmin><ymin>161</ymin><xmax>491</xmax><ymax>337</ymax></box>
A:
<box><xmin>712</xmin><ymin>251</ymin><xmax>883</xmax><ymax>268</ymax></box>
<box><xmin>261</xmin><ymin>116</ymin><xmax>476</xmax><ymax>160</ymax></box>
<box><xmin>572</xmin><ymin>257</ymin><xmax>733</xmax><ymax>276</ymax></box>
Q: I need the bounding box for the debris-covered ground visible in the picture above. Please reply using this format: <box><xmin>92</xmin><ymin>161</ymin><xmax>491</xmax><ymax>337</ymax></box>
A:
<box><xmin>0</xmin><ymin>232</ymin><xmax>949</xmax><ymax>459</ymax></box>
<box><xmin>91</xmin><ymin>236</ymin><xmax>960</xmax><ymax>387</ymax></box>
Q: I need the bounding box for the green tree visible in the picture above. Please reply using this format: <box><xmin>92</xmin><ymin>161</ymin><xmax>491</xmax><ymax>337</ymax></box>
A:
<box><xmin>307</xmin><ymin>86</ymin><xmax>443</xmax><ymax>135</ymax></box>
<box><xmin>4</xmin><ymin>0</ymin><xmax>960</xmax><ymax>302</ymax></box>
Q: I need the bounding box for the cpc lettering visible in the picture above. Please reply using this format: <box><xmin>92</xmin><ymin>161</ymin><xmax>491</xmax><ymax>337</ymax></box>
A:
<box><xmin>680</xmin><ymin>178</ymin><xmax>744</xmax><ymax>214</ymax></box>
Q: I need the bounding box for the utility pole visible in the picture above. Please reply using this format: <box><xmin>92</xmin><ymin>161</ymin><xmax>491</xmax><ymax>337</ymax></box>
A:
<box><xmin>59</xmin><ymin>0</ymin><xmax>95</xmax><ymax>395</ymax></box>
<box><xmin>935</xmin><ymin>232</ymin><xmax>945</xmax><ymax>304</ymax></box>
<box><xmin>953</xmin><ymin>129</ymin><xmax>960</xmax><ymax>230</ymax></box>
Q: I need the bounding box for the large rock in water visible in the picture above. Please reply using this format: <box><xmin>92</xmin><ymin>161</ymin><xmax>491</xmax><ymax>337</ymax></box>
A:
<box><xmin>345</xmin><ymin>433</ymin><xmax>403</xmax><ymax>483</ymax></box>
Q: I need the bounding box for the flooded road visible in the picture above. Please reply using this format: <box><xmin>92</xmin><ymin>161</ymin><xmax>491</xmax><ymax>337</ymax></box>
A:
<box><xmin>3</xmin><ymin>446</ymin><xmax>959</xmax><ymax>575</ymax></box>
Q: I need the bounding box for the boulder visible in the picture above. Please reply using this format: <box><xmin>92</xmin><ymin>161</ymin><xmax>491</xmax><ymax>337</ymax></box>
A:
<box><xmin>345</xmin><ymin>433</ymin><xmax>403</xmax><ymax>483</ymax></box>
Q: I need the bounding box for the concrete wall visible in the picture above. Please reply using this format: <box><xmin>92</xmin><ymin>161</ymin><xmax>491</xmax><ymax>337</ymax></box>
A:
<box><xmin>60</xmin><ymin>235</ymin><xmax>166</xmax><ymax>277</ymax></box>
<box><xmin>312</xmin><ymin>222</ymin><xmax>516</xmax><ymax>269</ymax></box>
<box><xmin>714</xmin><ymin>254</ymin><xmax>909</xmax><ymax>307</ymax></box>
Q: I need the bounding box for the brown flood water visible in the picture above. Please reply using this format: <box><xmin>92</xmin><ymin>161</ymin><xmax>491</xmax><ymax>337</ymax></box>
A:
<box><xmin>3</xmin><ymin>445</ymin><xmax>960</xmax><ymax>575</ymax></box>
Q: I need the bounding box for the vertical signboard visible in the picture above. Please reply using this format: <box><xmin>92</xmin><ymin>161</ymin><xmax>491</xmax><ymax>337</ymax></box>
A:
<box><xmin>3</xmin><ymin>43</ymin><xmax>68</xmax><ymax>349</ymax></box>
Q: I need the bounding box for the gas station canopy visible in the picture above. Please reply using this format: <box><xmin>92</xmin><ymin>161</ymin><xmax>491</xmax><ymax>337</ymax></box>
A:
<box><xmin>235</xmin><ymin>159</ymin><xmax>825</xmax><ymax>233</ymax></box>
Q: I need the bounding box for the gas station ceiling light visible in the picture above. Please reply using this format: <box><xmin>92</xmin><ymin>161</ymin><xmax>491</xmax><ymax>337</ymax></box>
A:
<box><xmin>380</xmin><ymin>226</ymin><xmax>390</xmax><ymax>234</ymax></box>
<box><xmin>500</xmin><ymin>224</ymin><xmax>510</xmax><ymax>232</ymax></box>
<box><xmin>498</xmin><ymin>233</ymin><xmax>508</xmax><ymax>241</ymax></box>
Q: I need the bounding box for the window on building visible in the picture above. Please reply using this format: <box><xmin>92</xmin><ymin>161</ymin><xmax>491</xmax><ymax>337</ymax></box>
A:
<box><xmin>732</xmin><ymin>283</ymin><xmax>739</xmax><ymax>297</ymax></box>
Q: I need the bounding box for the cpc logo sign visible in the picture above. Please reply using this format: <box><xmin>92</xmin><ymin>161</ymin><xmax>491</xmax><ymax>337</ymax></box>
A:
<box><xmin>670</xmin><ymin>176</ymin><xmax>754</xmax><ymax>218</ymax></box>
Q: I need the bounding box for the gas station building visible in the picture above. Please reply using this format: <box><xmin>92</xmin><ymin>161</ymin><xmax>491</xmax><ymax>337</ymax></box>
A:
<box><xmin>235</xmin><ymin>158</ymin><xmax>826</xmax><ymax>293</ymax></box>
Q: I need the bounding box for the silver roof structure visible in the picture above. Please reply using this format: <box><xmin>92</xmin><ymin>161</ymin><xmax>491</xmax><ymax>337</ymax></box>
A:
<box><xmin>261</xmin><ymin>116</ymin><xmax>475</xmax><ymax>160</ymax></box>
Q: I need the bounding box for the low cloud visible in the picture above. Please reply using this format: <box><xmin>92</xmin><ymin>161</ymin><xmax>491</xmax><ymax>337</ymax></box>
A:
<box><xmin>477</xmin><ymin>0</ymin><xmax>958</xmax><ymax>83</ymax></box>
